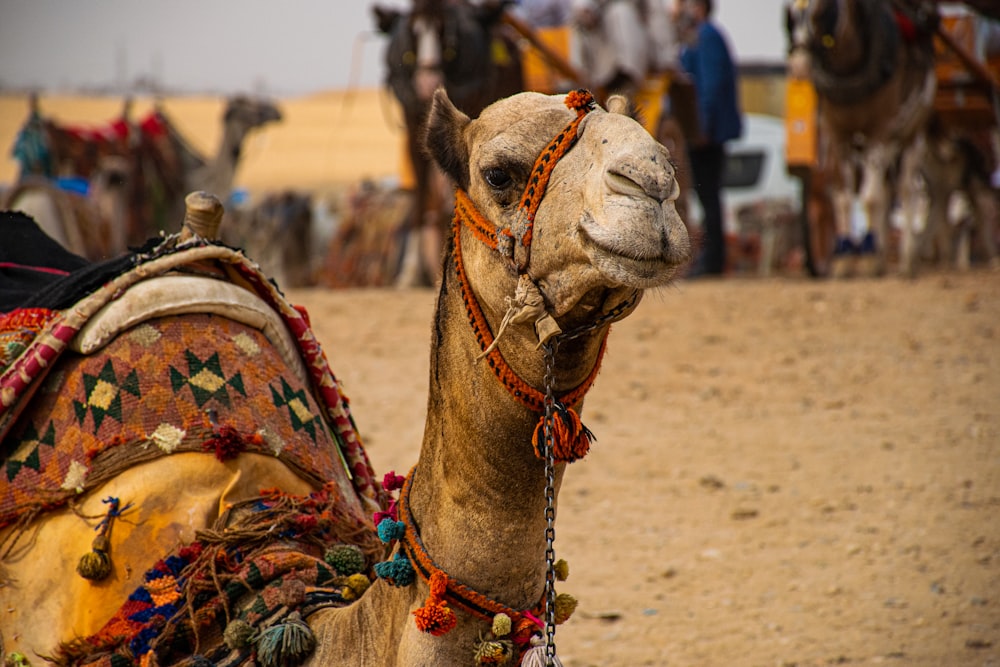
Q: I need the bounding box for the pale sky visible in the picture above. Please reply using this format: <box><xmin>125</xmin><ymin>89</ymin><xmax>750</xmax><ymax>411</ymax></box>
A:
<box><xmin>0</xmin><ymin>1</ymin><xmax>788</xmax><ymax>96</ymax></box>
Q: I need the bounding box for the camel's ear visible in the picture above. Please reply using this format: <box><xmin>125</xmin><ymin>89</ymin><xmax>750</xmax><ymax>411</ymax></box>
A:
<box><xmin>606</xmin><ymin>95</ymin><xmax>630</xmax><ymax>116</ymax></box>
<box><xmin>425</xmin><ymin>88</ymin><xmax>472</xmax><ymax>188</ymax></box>
<box><xmin>372</xmin><ymin>6</ymin><xmax>402</xmax><ymax>35</ymax></box>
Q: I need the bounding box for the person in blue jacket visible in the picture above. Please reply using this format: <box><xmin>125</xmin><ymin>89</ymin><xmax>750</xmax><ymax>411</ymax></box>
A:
<box><xmin>676</xmin><ymin>0</ymin><xmax>742</xmax><ymax>276</ymax></box>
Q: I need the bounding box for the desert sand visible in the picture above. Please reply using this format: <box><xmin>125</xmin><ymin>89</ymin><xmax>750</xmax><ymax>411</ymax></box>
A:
<box><xmin>3</xmin><ymin>90</ymin><xmax>998</xmax><ymax>666</ymax></box>
<box><xmin>286</xmin><ymin>270</ymin><xmax>998</xmax><ymax>667</ymax></box>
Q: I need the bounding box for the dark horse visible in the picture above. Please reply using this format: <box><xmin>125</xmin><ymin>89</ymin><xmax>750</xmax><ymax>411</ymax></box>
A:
<box><xmin>785</xmin><ymin>0</ymin><xmax>938</xmax><ymax>277</ymax></box>
<box><xmin>373</xmin><ymin>0</ymin><xmax>523</xmax><ymax>285</ymax></box>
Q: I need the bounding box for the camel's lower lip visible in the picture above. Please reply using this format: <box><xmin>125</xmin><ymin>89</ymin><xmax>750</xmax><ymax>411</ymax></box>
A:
<box><xmin>579</xmin><ymin>223</ymin><xmax>687</xmax><ymax>272</ymax></box>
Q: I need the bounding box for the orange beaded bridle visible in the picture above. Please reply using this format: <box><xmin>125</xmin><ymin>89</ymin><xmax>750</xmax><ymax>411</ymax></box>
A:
<box><xmin>384</xmin><ymin>90</ymin><xmax>642</xmax><ymax>666</ymax></box>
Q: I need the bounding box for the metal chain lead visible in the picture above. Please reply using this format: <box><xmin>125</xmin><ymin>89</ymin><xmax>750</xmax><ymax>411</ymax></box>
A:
<box><xmin>541</xmin><ymin>338</ymin><xmax>560</xmax><ymax>667</ymax></box>
<box><xmin>537</xmin><ymin>289</ymin><xmax>639</xmax><ymax>667</ymax></box>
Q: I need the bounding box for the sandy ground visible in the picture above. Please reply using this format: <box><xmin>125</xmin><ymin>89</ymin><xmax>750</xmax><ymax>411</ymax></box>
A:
<box><xmin>286</xmin><ymin>270</ymin><xmax>999</xmax><ymax>667</ymax></box>
<box><xmin>3</xmin><ymin>90</ymin><xmax>999</xmax><ymax>666</ymax></box>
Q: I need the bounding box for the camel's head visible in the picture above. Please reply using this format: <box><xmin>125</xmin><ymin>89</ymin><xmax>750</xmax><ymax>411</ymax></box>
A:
<box><xmin>223</xmin><ymin>96</ymin><xmax>283</xmax><ymax>135</ymax></box>
<box><xmin>426</xmin><ymin>89</ymin><xmax>690</xmax><ymax>323</ymax></box>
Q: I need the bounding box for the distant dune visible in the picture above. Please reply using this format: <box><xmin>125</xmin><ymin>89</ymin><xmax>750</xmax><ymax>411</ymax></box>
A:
<box><xmin>0</xmin><ymin>88</ymin><xmax>406</xmax><ymax>196</ymax></box>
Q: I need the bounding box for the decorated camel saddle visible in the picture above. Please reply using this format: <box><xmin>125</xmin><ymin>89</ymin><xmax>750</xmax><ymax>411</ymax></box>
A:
<box><xmin>0</xmin><ymin>195</ymin><xmax>386</xmax><ymax>665</ymax></box>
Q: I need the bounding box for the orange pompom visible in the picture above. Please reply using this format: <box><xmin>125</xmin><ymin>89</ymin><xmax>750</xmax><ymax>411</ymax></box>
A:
<box><xmin>413</xmin><ymin>602</ymin><xmax>458</xmax><ymax>636</ymax></box>
<box><xmin>428</xmin><ymin>570</ymin><xmax>449</xmax><ymax>597</ymax></box>
<box><xmin>564</xmin><ymin>89</ymin><xmax>595</xmax><ymax>113</ymax></box>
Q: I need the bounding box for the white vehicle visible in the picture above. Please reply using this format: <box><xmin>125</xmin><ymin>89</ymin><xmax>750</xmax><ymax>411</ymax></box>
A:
<box><xmin>686</xmin><ymin>113</ymin><xmax>802</xmax><ymax>235</ymax></box>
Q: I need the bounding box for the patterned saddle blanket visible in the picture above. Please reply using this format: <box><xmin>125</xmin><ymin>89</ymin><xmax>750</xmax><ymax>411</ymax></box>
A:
<box><xmin>0</xmin><ymin>215</ymin><xmax>387</xmax><ymax>665</ymax></box>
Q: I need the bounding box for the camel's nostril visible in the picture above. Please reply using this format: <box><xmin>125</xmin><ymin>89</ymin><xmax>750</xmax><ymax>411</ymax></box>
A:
<box><xmin>605</xmin><ymin>168</ymin><xmax>675</xmax><ymax>203</ymax></box>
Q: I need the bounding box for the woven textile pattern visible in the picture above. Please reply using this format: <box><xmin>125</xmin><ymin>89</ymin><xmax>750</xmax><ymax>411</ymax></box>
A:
<box><xmin>1</xmin><ymin>313</ymin><xmax>359</xmax><ymax>529</ymax></box>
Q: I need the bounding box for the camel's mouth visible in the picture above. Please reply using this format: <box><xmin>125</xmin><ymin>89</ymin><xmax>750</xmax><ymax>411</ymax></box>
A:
<box><xmin>578</xmin><ymin>208</ymin><xmax>690</xmax><ymax>287</ymax></box>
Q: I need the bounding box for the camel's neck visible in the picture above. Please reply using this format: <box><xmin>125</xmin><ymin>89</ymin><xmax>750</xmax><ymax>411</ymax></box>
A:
<box><xmin>188</xmin><ymin>122</ymin><xmax>246</xmax><ymax>198</ymax></box>
<box><xmin>406</xmin><ymin>239</ymin><xmax>606</xmax><ymax>611</ymax></box>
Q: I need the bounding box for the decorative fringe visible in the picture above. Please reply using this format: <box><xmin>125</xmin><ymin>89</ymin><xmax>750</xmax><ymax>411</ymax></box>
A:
<box><xmin>565</xmin><ymin>89</ymin><xmax>596</xmax><ymax>114</ymax></box>
<box><xmin>223</xmin><ymin>619</ymin><xmax>257</xmax><ymax>649</ymax></box>
<box><xmin>373</xmin><ymin>552</ymin><xmax>415</xmax><ymax>586</ymax></box>
<box><xmin>202</xmin><ymin>423</ymin><xmax>249</xmax><ymax>462</ymax></box>
<box><xmin>531</xmin><ymin>405</ymin><xmax>594</xmax><ymax>463</ymax></box>
<box><xmin>77</xmin><ymin>496</ymin><xmax>130</xmax><ymax>581</ymax></box>
<box><xmin>377</xmin><ymin>517</ymin><xmax>406</xmax><ymax>543</ymax></box>
<box><xmin>324</xmin><ymin>543</ymin><xmax>366</xmax><ymax>575</ymax></box>
<box><xmin>382</xmin><ymin>471</ymin><xmax>406</xmax><ymax>492</ymax></box>
<box><xmin>553</xmin><ymin>593</ymin><xmax>578</xmax><ymax>625</ymax></box>
<box><xmin>474</xmin><ymin>638</ymin><xmax>515</xmax><ymax>665</ymax></box>
<box><xmin>519</xmin><ymin>637</ymin><xmax>565</xmax><ymax>667</ymax></box>
<box><xmin>492</xmin><ymin>613</ymin><xmax>512</xmax><ymax>637</ymax></box>
<box><xmin>413</xmin><ymin>571</ymin><xmax>458</xmax><ymax>636</ymax></box>
<box><xmin>255</xmin><ymin>612</ymin><xmax>316</xmax><ymax>667</ymax></box>
<box><xmin>340</xmin><ymin>573</ymin><xmax>372</xmax><ymax>601</ymax></box>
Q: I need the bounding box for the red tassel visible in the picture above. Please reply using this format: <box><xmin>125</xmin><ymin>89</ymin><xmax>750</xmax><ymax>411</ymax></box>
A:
<box><xmin>531</xmin><ymin>407</ymin><xmax>593</xmax><ymax>463</ymax></box>
<box><xmin>413</xmin><ymin>571</ymin><xmax>457</xmax><ymax>636</ymax></box>
<box><xmin>202</xmin><ymin>425</ymin><xmax>246</xmax><ymax>461</ymax></box>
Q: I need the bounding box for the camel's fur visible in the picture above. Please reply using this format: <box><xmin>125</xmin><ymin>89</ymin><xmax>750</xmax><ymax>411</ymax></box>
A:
<box><xmin>0</xmin><ymin>90</ymin><xmax>688</xmax><ymax>665</ymax></box>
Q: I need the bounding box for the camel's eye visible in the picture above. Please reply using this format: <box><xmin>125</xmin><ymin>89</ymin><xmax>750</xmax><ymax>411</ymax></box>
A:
<box><xmin>483</xmin><ymin>167</ymin><xmax>513</xmax><ymax>190</ymax></box>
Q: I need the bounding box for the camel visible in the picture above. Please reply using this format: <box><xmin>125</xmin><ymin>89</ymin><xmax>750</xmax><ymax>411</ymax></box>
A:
<box><xmin>0</xmin><ymin>88</ymin><xmax>689</xmax><ymax>665</ymax></box>
<box><xmin>374</xmin><ymin>0</ymin><xmax>524</xmax><ymax>286</ymax></box>
<box><xmin>785</xmin><ymin>0</ymin><xmax>938</xmax><ymax>277</ymax></box>
<box><xmin>3</xmin><ymin>96</ymin><xmax>281</xmax><ymax>259</ymax></box>
<box><xmin>918</xmin><ymin>115</ymin><xmax>999</xmax><ymax>270</ymax></box>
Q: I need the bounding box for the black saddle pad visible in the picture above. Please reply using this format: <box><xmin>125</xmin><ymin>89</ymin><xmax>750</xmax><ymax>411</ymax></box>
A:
<box><xmin>0</xmin><ymin>210</ymin><xmax>146</xmax><ymax>313</ymax></box>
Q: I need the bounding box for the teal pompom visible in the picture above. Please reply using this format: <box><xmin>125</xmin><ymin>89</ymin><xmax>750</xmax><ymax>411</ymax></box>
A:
<box><xmin>255</xmin><ymin>611</ymin><xmax>316</xmax><ymax>667</ymax></box>
<box><xmin>373</xmin><ymin>553</ymin><xmax>415</xmax><ymax>587</ymax></box>
<box><xmin>377</xmin><ymin>518</ymin><xmax>406</xmax><ymax>543</ymax></box>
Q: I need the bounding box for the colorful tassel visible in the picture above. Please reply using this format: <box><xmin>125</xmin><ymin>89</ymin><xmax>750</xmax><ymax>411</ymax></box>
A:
<box><xmin>413</xmin><ymin>571</ymin><xmax>458</xmax><ymax>636</ymax></box>
<box><xmin>553</xmin><ymin>593</ymin><xmax>578</xmax><ymax>625</ymax></box>
<box><xmin>519</xmin><ymin>636</ymin><xmax>565</xmax><ymax>667</ymax></box>
<box><xmin>223</xmin><ymin>619</ymin><xmax>257</xmax><ymax>649</ymax></box>
<box><xmin>377</xmin><ymin>517</ymin><xmax>406</xmax><ymax>543</ymax></box>
<box><xmin>553</xmin><ymin>559</ymin><xmax>569</xmax><ymax>582</ymax></box>
<box><xmin>373</xmin><ymin>553</ymin><xmax>415</xmax><ymax>587</ymax></box>
<box><xmin>340</xmin><ymin>573</ymin><xmax>372</xmax><ymax>601</ymax></box>
<box><xmin>531</xmin><ymin>404</ymin><xmax>594</xmax><ymax>463</ymax></box>
<box><xmin>474</xmin><ymin>638</ymin><xmax>515</xmax><ymax>665</ymax></box>
<box><xmin>77</xmin><ymin>497</ymin><xmax>130</xmax><ymax>581</ymax></box>
<box><xmin>382</xmin><ymin>471</ymin><xmax>406</xmax><ymax>492</ymax></box>
<box><xmin>324</xmin><ymin>543</ymin><xmax>366</xmax><ymax>575</ymax></box>
<box><xmin>202</xmin><ymin>423</ymin><xmax>247</xmax><ymax>461</ymax></box>
<box><xmin>492</xmin><ymin>613</ymin><xmax>512</xmax><ymax>638</ymax></box>
<box><xmin>255</xmin><ymin>611</ymin><xmax>316</xmax><ymax>667</ymax></box>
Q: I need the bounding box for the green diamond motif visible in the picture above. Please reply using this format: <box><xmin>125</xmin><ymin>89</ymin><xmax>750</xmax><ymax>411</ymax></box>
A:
<box><xmin>169</xmin><ymin>350</ymin><xmax>245</xmax><ymax>408</ymax></box>
<box><xmin>73</xmin><ymin>359</ymin><xmax>127</xmax><ymax>430</ymax></box>
<box><xmin>270</xmin><ymin>377</ymin><xmax>318</xmax><ymax>441</ymax></box>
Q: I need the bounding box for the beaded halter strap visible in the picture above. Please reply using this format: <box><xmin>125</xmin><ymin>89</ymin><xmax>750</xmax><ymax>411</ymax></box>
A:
<box><xmin>453</xmin><ymin>89</ymin><xmax>603</xmax><ymax>464</ymax></box>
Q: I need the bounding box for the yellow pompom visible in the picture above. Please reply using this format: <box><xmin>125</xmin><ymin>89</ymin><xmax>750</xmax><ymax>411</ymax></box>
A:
<box><xmin>474</xmin><ymin>638</ymin><xmax>514</xmax><ymax>665</ymax></box>
<box><xmin>491</xmin><ymin>612</ymin><xmax>512</xmax><ymax>637</ymax></box>
<box><xmin>553</xmin><ymin>559</ymin><xmax>569</xmax><ymax>582</ymax></box>
<box><xmin>553</xmin><ymin>593</ymin><xmax>578</xmax><ymax>625</ymax></box>
<box><xmin>342</xmin><ymin>573</ymin><xmax>372</xmax><ymax>601</ymax></box>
